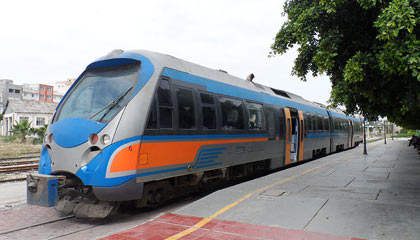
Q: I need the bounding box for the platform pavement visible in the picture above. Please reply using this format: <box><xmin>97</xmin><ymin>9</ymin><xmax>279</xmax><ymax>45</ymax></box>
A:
<box><xmin>103</xmin><ymin>138</ymin><xmax>420</xmax><ymax>240</ymax></box>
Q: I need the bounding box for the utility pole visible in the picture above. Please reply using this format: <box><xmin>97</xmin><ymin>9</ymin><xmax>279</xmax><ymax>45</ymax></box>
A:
<box><xmin>392</xmin><ymin>123</ymin><xmax>394</xmax><ymax>140</ymax></box>
<box><xmin>363</xmin><ymin>118</ymin><xmax>367</xmax><ymax>155</ymax></box>
<box><xmin>384</xmin><ymin>119</ymin><xmax>387</xmax><ymax>144</ymax></box>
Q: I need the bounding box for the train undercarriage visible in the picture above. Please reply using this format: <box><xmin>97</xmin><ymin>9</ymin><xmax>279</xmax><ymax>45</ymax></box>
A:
<box><xmin>44</xmin><ymin>159</ymin><xmax>271</xmax><ymax>218</ymax></box>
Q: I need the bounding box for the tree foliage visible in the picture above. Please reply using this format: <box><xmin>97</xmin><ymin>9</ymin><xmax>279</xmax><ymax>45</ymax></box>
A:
<box><xmin>11</xmin><ymin>120</ymin><xmax>32</xmax><ymax>143</ymax></box>
<box><xmin>10</xmin><ymin>120</ymin><xmax>47</xmax><ymax>144</ymax></box>
<box><xmin>270</xmin><ymin>0</ymin><xmax>420</xmax><ymax>128</ymax></box>
<box><xmin>30</xmin><ymin>124</ymin><xmax>48</xmax><ymax>144</ymax></box>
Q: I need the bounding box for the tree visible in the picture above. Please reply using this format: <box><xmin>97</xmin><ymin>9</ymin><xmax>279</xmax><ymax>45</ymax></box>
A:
<box><xmin>11</xmin><ymin>119</ymin><xmax>32</xmax><ymax>143</ymax></box>
<box><xmin>30</xmin><ymin>124</ymin><xmax>48</xmax><ymax>144</ymax></box>
<box><xmin>270</xmin><ymin>0</ymin><xmax>420</xmax><ymax>129</ymax></box>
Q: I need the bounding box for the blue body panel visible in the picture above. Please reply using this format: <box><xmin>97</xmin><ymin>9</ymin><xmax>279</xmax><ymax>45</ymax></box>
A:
<box><xmin>162</xmin><ymin>68</ymin><xmax>329</xmax><ymax>116</ymax></box>
<box><xmin>38</xmin><ymin>146</ymin><xmax>52</xmax><ymax>175</ymax></box>
<box><xmin>50</xmin><ymin>118</ymin><xmax>106</xmax><ymax>148</ymax></box>
<box><xmin>75</xmin><ymin>136</ymin><xmax>141</xmax><ymax>187</ymax></box>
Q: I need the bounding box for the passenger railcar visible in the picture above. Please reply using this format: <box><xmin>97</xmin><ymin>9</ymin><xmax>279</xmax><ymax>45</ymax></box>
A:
<box><xmin>32</xmin><ymin>50</ymin><xmax>363</xmax><ymax>218</ymax></box>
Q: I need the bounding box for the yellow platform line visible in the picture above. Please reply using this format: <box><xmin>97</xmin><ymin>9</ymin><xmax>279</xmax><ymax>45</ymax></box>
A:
<box><xmin>165</xmin><ymin>161</ymin><xmax>332</xmax><ymax>240</ymax></box>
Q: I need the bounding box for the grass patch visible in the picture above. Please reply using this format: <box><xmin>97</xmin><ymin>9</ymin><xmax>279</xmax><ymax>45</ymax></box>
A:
<box><xmin>0</xmin><ymin>142</ymin><xmax>42</xmax><ymax>159</ymax></box>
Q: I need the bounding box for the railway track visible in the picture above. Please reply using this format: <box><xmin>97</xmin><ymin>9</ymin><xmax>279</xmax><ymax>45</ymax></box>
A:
<box><xmin>0</xmin><ymin>157</ymin><xmax>39</xmax><ymax>183</ymax></box>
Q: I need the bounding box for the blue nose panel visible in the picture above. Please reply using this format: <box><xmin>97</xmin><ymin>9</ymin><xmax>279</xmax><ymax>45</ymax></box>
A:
<box><xmin>50</xmin><ymin>118</ymin><xmax>106</xmax><ymax>148</ymax></box>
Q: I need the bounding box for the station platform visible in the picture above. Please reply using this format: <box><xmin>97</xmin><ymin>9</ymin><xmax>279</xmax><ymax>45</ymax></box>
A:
<box><xmin>101</xmin><ymin>139</ymin><xmax>420</xmax><ymax>240</ymax></box>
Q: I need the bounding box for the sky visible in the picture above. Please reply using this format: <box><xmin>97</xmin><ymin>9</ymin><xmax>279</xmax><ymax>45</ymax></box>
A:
<box><xmin>0</xmin><ymin>0</ymin><xmax>332</xmax><ymax>104</ymax></box>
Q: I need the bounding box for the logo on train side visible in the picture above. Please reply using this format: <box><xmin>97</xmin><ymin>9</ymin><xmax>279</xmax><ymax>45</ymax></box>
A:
<box><xmin>193</xmin><ymin>147</ymin><xmax>226</xmax><ymax>169</ymax></box>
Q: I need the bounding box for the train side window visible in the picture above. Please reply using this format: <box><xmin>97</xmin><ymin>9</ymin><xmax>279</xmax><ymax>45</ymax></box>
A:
<box><xmin>176</xmin><ymin>88</ymin><xmax>196</xmax><ymax>129</ymax></box>
<box><xmin>316</xmin><ymin>115</ymin><xmax>323</xmax><ymax>131</ymax></box>
<box><xmin>158</xmin><ymin>79</ymin><xmax>172</xmax><ymax>106</ymax></box>
<box><xmin>324</xmin><ymin>117</ymin><xmax>330</xmax><ymax>131</ymax></box>
<box><xmin>279</xmin><ymin>114</ymin><xmax>284</xmax><ymax>138</ymax></box>
<box><xmin>200</xmin><ymin>93</ymin><xmax>216</xmax><ymax>129</ymax></box>
<box><xmin>220</xmin><ymin>96</ymin><xmax>244</xmax><ymax>130</ymax></box>
<box><xmin>158</xmin><ymin>79</ymin><xmax>173</xmax><ymax>128</ymax></box>
<box><xmin>146</xmin><ymin>98</ymin><xmax>157</xmax><ymax>129</ymax></box>
<box><xmin>334</xmin><ymin>119</ymin><xmax>339</xmax><ymax>130</ymax></box>
<box><xmin>246</xmin><ymin>102</ymin><xmax>264</xmax><ymax>130</ymax></box>
<box><xmin>306</xmin><ymin>114</ymin><xmax>312</xmax><ymax>131</ymax></box>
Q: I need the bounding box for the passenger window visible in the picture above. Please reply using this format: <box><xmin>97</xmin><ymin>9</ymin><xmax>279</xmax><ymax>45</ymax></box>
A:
<box><xmin>306</xmin><ymin>114</ymin><xmax>312</xmax><ymax>131</ymax></box>
<box><xmin>158</xmin><ymin>79</ymin><xmax>172</xmax><ymax>106</ymax></box>
<box><xmin>146</xmin><ymin>99</ymin><xmax>157</xmax><ymax>129</ymax></box>
<box><xmin>220</xmin><ymin>97</ymin><xmax>244</xmax><ymax>130</ymax></box>
<box><xmin>200</xmin><ymin>93</ymin><xmax>214</xmax><ymax>104</ymax></box>
<box><xmin>159</xmin><ymin>108</ymin><xmax>173</xmax><ymax>128</ymax></box>
<box><xmin>316</xmin><ymin>116</ymin><xmax>323</xmax><ymax>131</ymax></box>
<box><xmin>200</xmin><ymin>93</ymin><xmax>216</xmax><ymax>129</ymax></box>
<box><xmin>176</xmin><ymin>88</ymin><xmax>196</xmax><ymax>129</ymax></box>
<box><xmin>246</xmin><ymin>102</ymin><xmax>265</xmax><ymax>130</ymax></box>
<box><xmin>157</xmin><ymin>78</ymin><xmax>173</xmax><ymax>128</ymax></box>
<box><xmin>324</xmin><ymin>117</ymin><xmax>330</xmax><ymax>130</ymax></box>
<box><xmin>279</xmin><ymin>115</ymin><xmax>284</xmax><ymax>138</ymax></box>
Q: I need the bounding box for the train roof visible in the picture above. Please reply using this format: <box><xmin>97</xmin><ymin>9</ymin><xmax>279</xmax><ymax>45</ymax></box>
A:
<box><xmin>103</xmin><ymin>49</ymin><xmax>360</xmax><ymax>121</ymax></box>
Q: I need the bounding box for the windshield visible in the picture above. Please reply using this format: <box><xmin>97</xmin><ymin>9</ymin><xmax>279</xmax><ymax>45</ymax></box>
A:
<box><xmin>56</xmin><ymin>62</ymin><xmax>140</xmax><ymax>123</ymax></box>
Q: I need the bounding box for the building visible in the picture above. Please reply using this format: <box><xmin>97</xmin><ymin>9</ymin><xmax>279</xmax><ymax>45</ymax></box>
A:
<box><xmin>0</xmin><ymin>79</ymin><xmax>23</xmax><ymax>113</ymax></box>
<box><xmin>1</xmin><ymin>100</ymin><xmax>58</xmax><ymax>136</ymax></box>
<box><xmin>22</xmin><ymin>84</ymin><xmax>40</xmax><ymax>101</ymax></box>
<box><xmin>52</xmin><ymin>78</ymin><xmax>75</xmax><ymax>103</ymax></box>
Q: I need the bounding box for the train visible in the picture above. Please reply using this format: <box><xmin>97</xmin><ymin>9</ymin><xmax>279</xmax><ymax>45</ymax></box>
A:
<box><xmin>28</xmin><ymin>49</ymin><xmax>363</xmax><ymax>218</ymax></box>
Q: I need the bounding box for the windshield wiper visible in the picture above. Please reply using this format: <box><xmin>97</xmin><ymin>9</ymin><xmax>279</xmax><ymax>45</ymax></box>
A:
<box><xmin>89</xmin><ymin>86</ymin><xmax>133</xmax><ymax>121</ymax></box>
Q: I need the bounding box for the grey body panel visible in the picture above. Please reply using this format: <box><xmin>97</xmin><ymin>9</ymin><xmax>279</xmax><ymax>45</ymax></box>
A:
<box><xmin>47</xmin><ymin>110</ymin><xmax>125</xmax><ymax>175</ymax></box>
<box><xmin>93</xmin><ymin>178</ymin><xmax>144</xmax><ymax>201</ymax></box>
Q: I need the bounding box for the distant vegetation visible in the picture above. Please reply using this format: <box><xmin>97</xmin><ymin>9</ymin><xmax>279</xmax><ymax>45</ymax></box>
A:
<box><xmin>3</xmin><ymin>120</ymin><xmax>47</xmax><ymax>144</ymax></box>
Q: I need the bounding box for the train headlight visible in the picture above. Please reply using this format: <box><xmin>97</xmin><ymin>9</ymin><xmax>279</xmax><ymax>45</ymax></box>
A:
<box><xmin>89</xmin><ymin>133</ymin><xmax>99</xmax><ymax>145</ymax></box>
<box><xmin>48</xmin><ymin>134</ymin><xmax>54</xmax><ymax>143</ymax></box>
<box><xmin>101</xmin><ymin>134</ymin><xmax>111</xmax><ymax>145</ymax></box>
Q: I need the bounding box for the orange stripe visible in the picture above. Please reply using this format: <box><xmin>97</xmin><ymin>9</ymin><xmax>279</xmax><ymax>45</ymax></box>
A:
<box><xmin>139</xmin><ymin>138</ymin><xmax>267</xmax><ymax>169</ymax></box>
<box><xmin>110</xmin><ymin>143</ymin><xmax>140</xmax><ymax>173</ymax></box>
<box><xmin>109</xmin><ymin>138</ymin><xmax>267</xmax><ymax>173</ymax></box>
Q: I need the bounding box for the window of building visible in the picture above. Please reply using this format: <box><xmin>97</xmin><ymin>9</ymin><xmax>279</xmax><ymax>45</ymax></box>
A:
<box><xmin>47</xmin><ymin>95</ymin><xmax>52</xmax><ymax>99</ymax></box>
<box><xmin>157</xmin><ymin>79</ymin><xmax>173</xmax><ymax>128</ymax></box>
<box><xmin>40</xmin><ymin>86</ymin><xmax>45</xmax><ymax>91</ymax></box>
<box><xmin>220</xmin><ymin>96</ymin><xmax>244</xmax><ymax>130</ymax></box>
<box><xmin>40</xmin><ymin>94</ymin><xmax>45</xmax><ymax>98</ymax></box>
<box><xmin>176</xmin><ymin>88</ymin><xmax>196</xmax><ymax>129</ymax></box>
<box><xmin>246</xmin><ymin>102</ymin><xmax>264</xmax><ymax>130</ymax></box>
<box><xmin>15</xmin><ymin>89</ymin><xmax>20</xmax><ymax>93</ymax></box>
<box><xmin>200</xmin><ymin>93</ymin><xmax>216</xmax><ymax>130</ymax></box>
<box><xmin>31</xmin><ymin>94</ymin><xmax>34</xmax><ymax>97</ymax></box>
<box><xmin>36</xmin><ymin>117</ymin><xmax>45</xmax><ymax>126</ymax></box>
<box><xmin>47</xmin><ymin>87</ymin><xmax>52</xmax><ymax>92</ymax></box>
<box><xmin>24</xmin><ymin>93</ymin><xmax>27</xmax><ymax>96</ymax></box>
<box><xmin>19</xmin><ymin>117</ymin><xmax>29</xmax><ymax>122</ymax></box>
<box><xmin>8</xmin><ymin>89</ymin><xmax>13</xmax><ymax>93</ymax></box>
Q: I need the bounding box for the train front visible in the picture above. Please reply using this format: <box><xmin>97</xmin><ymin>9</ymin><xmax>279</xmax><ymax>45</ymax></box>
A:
<box><xmin>27</xmin><ymin>50</ymin><xmax>155</xmax><ymax>218</ymax></box>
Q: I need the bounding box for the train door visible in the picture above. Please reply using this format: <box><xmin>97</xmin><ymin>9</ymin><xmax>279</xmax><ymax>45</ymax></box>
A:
<box><xmin>284</xmin><ymin>108</ymin><xmax>291</xmax><ymax>165</ymax></box>
<box><xmin>348</xmin><ymin>120</ymin><xmax>354</xmax><ymax>148</ymax></box>
<box><xmin>284</xmin><ymin>108</ymin><xmax>305</xmax><ymax>164</ymax></box>
<box><xmin>298</xmin><ymin>111</ymin><xmax>305</xmax><ymax>161</ymax></box>
<box><xmin>327</xmin><ymin>111</ymin><xmax>333</xmax><ymax>152</ymax></box>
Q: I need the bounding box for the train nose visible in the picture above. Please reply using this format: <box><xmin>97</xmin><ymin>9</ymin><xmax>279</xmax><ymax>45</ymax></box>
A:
<box><xmin>49</xmin><ymin>118</ymin><xmax>106</xmax><ymax>148</ymax></box>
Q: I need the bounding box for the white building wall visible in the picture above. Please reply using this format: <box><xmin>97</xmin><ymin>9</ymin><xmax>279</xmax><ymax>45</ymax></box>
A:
<box><xmin>1</xmin><ymin>112</ymin><xmax>52</xmax><ymax>136</ymax></box>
